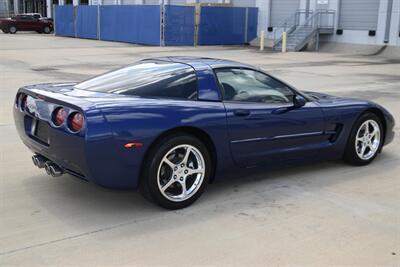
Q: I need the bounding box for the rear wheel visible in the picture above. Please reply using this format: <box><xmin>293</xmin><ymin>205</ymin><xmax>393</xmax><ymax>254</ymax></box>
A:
<box><xmin>140</xmin><ymin>134</ymin><xmax>211</xmax><ymax>209</ymax></box>
<box><xmin>43</xmin><ymin>26</ymin><xmax>51</xmax><ymax>34</ymax></box>
<box><xmin>344</xmin><ymin>113</ymin><xmax>383</xmax><ymax>166</ymax></box>
<box><xmin>9</xmin><ymin>26</ymin><xmax>17</xmax><ymax>34</ymax></box>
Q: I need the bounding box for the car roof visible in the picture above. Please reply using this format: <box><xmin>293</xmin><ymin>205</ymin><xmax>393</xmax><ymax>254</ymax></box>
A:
<box><xmin>144</xmin><ymin>56</ymin><xmax>255</xmax><ymax>70</ymax></box>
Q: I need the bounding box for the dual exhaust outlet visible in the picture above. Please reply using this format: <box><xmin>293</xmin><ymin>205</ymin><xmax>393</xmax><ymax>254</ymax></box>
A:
<box><xmin>32</xmin><ymin>155</ymin><xmax>64</xmax><ymax>177</ymax></box>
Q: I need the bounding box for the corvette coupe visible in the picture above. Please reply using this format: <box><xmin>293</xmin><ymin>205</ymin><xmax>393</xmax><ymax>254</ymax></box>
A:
<box><xmin>14</xmin><ymin>57</ymin><xmax>395</xmax><ymax>209</ymax></box>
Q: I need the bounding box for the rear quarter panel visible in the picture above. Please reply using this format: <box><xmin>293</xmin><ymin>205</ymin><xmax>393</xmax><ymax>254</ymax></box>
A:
<box><xmin>91</xmin><ymin>97</ymin><xmax>232</xmax><ymax>189</ymax></box>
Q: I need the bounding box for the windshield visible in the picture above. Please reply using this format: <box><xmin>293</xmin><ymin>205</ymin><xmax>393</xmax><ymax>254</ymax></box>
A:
<box><xmin>74</xmin><ymin>61</ymin><xmax>198</xmax><ymax>100</ymax></box>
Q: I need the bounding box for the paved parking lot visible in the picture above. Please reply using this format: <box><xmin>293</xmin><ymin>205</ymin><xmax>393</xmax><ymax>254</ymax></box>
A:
<box><xmin>1</xmin><ymin>33</ymin><xmax>399</xmax><ymax>266</ymax></box>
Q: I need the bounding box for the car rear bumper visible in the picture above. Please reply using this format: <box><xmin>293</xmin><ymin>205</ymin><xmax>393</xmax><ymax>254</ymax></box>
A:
<box><xmin>14</xmin><ymin>106</ymin><xmax>90</xmax><ymax>180</ymax></box>
<box><xmin>13</xmin><ymin>90</ymin><xmax>144</xmax><ymax>190</ymax></box>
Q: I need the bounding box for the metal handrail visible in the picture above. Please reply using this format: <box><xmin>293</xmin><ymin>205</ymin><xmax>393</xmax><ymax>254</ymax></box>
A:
<box><xmin>273</xmin><ymin>9</ymin><xmax>313</xmax><ymax>48</ymax></box>
<box><xmin>291</xmin><ymin>9</ymin><xmax>336</xmax><ymax>36</ymax></box>
<box><xmin>291</xmin><ymin>11</ymin><xmax>319</xmax><ymax>35</ymax></box>
<box><xmin>273</xmin><ymin>9</ymin><xmax>336</xmax><ymax>50</ymax></box>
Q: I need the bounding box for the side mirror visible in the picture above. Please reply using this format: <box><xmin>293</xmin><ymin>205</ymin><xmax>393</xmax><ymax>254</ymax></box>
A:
<box><xmin>293</xmin><ymin>95</ymin><xmax>306</xmax><ymax>108</ymax></box>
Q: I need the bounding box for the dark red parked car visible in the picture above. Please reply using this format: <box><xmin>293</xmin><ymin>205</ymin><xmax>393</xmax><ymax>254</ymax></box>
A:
<box><xmin>0</xmin><ymin>14</ymin><xmax>53</xmax><ymax>34</ymax></box>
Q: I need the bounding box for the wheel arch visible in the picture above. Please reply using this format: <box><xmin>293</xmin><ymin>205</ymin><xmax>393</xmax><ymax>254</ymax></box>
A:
<box><xmin>342</xmin><ymin>106</ymin><xmax>387</xmax><ymax>159</ymax></box>
<box><xmin>139</xmin><ymin>126</ymin><xmax>218</xmax><ymax>185</ymax></box>
<box><xmin>362</xmin><ymin>107</ymin><xmax>387</xmax><ymax>144</ymax></box>
<box><xmin>345</xmin><ymin>107</ymin><xmax>387</xmax><ymax>155</ymax></box>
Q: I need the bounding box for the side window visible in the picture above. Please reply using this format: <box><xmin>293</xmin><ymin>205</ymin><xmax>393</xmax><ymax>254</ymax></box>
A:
<box><xmin>215</xmin><ymin>68</ymin><xmax>295</xmax><ymax>104</ymax></box>
<box><xmin>75</xmin><ymin>61</ymin><xmax>198</xmax><ymax>100</ymax></box>
<box><xmin>17</xmin><ymin>15</ymin><xmax>33</xmax><ymax>21</ymax></box>
<box><xmin>118</xmin><ymin>69</ymin><xmax>198</xmax><ymax>100</ymax></box>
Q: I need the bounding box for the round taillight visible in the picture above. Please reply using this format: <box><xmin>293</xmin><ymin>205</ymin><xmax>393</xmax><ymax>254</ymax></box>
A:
<box><xmin>53</xmin><ymin>107</ymin><xmax>66</xmax><ymax>126</ymax></box>
<box><xmin>69</xmin><ymin>112</ymin><xmax>84</xmax><ymax>132</ymax></box>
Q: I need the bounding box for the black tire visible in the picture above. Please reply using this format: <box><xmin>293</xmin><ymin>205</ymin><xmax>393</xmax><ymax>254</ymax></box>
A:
<box><xmin>140</xmin><ymin>134</ymin><xmax>211</xmax><ymax>209</ymax></box>
<box><xmin>343</xmin><ymin>112</ymin><xmax>384</xmax><ymax>166</ymax></box>
<box><xmin>43</xmin><ymin>26</ymin><xmax>51</xmax><ymax>34</ymax></box>
<box><xmin>8</xmin><ymin>26</ymin><xmax>17</xmax><ymax>34</ymax></box>
<box><xmin>2</xmin><ymin>29</ymin><xmax>9</xmax><ymax>33</ymax></box>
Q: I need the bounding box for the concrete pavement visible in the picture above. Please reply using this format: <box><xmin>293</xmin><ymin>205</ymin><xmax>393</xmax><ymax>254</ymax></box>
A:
<box><xmin>0</xmin><ymin>33</ymin><xmax>399</xmax><ymax>266</ymax></box>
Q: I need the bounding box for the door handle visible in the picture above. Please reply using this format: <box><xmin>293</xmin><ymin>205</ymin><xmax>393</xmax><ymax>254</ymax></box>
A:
<box><xmin>233</xmin><ymin>109</ymin><xmax>250</xmax><ymax>117</ymax></box>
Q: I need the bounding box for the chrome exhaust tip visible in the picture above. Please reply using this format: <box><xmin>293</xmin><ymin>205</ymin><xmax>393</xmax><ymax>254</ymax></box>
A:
<box><xmin>49</xmin><ymin>164</ymin><xmax>63</xmax><ymax>177</ymax></box>
<box><xmin>44</xmin><ymin>161</ymin><xmax>64</xmax><ymax>177</ymax></box>
<box><xmin>44</xmin><ymin>161</ymin><xmax>52</xmax><ymax>175</ymax></box>
<box><xmin>32</xmin><ymin>155</ymin><xmax>47</xmax><ymax>168</ymax></box>
<box><xmin>32</xmin><ymin>155</ymin><xmax>38</xmax><ymax>167</ymax></box>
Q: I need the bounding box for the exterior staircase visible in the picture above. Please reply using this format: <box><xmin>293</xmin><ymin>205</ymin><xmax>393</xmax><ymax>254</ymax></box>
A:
<box><xmin>273</xmin><ymin>10</ymin><xmax>335</xmax><ymax>52</ymax></box>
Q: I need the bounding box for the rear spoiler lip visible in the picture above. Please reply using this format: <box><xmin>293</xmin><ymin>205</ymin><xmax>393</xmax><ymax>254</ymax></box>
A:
<box><xmin>18</xmin><ymin>85</ymin><xmax>96</xmax><ymax>113</ymax></box>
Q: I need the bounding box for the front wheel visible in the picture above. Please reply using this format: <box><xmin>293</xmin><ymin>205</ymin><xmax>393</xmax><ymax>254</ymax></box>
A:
<box><xmin>8</xmin><ymin>26</ymin><xmax>17</xmax><ymax>34</ymax></box>
<box><xmin>140</xmin><ymin>134</ymin><xmax>211</xmax><ymax>209</ymax></box>
<box><xmin>344</xmin><ymin>113</ymin><xmax>383</xmax><ymax>166</ymax></box>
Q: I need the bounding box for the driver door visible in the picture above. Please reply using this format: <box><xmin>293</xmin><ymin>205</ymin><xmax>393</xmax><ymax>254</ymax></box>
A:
<box><xmin>215</xmin><ymin>68</ymin><xmax>327</xmax><ymax>167</ymax></box>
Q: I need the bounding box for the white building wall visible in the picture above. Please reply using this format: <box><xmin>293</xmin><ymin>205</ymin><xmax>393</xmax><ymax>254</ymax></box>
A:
<box><xmin>255</xmin><ymin>0</ymin><xmax>400</xmax><ymax>47</ymax></box>
<box><xmin>318</xmin><ymin>0</ymin><xmax>399</xmax><ymax>47</ymax></box>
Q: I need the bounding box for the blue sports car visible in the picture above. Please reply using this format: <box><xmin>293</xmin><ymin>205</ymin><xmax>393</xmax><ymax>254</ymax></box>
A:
<box><xmin>14</xmin><ymin>57</ymin><xmax>395</xmax><ymax>209</ymax></box>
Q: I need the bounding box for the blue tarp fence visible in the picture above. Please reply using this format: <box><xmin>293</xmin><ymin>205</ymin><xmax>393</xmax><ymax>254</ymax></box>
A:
<box><xmin>76</xmin><ymin>5</ymin><xmax>98</xmax><ymax>39</ymax></box>
<box><xmin>198</xmin><ymin>6</ymin><xmax>258</xmax><ymax>45</ymax></box>
<box><xmin>247</xmin><ymin>7</ymin><xmax>259</xmax><ymax>42</ymax></box>
<box><xmin>199</xmin><ymin>7</ymin><xmax>246</xmax><ymax>45</ymax></box>
<box><xmin>55</xmin><ymin>5</ymin><xmax>258</xmax><ymax>46</ymax></box>
<box><xmin>164</xmin><ymin>5</ymin><xmax>195</xmax><ymax>46</ymax></box>
<box><xmin>54</xmin><ymin>5</ymin><xmax>75</xmax><ymax>37</ymax></box>
<box><xmin>100</xmin><ymin>5</ymin><xmax>160</xmax><ymax>45</ymax></box>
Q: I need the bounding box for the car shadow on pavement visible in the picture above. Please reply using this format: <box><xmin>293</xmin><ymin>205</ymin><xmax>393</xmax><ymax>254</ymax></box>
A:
<box><xmin>16</xmin><ymin>148</ymin><xmax>397</xmax><ymax>253</ymax></box>
<box><xmin>23</xmin><ymin>150</ymin><xmax>394</xmax><ymax>216</ymax></box>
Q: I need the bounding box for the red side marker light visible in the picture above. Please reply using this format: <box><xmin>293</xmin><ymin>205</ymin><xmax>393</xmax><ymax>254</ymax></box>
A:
<box><xmin>124</xmin><ymin>142</ymin><xmax>144</xmax><ymax>149</ymax></box>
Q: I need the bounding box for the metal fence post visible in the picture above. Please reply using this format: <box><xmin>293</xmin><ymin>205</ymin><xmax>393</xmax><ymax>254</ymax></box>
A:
<box><xmin>74</xmin><ymin>5</ymin><xmax>77</xmax><ymax>38</ymax></box>
<box><xmin>244</xmin><ymin>7</ymin><xmax>248</xmax><ymax>43</ymax></box>
<box><xmin>160</xmin><ymin>2</ymin><xmax>165</xmax><ymax>46</ymax></box>
<box><xmin>53</xmin><ymin>5</ymin><xmax>56</xmax><ymax>35</ymax></box>
<box><xmin>97</xmin><ymin>4</ymin><xmax>100</xmax><ymax>40</ymax></box>
<box><xmin>194</xmin><ymin>4</ymin><xmax>201</xmax><ymax>46</ymax></box>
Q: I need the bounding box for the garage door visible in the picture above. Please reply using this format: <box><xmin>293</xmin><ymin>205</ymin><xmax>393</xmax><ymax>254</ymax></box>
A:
<box><xmin>339</xmin><ymin>0</ymin><xmax>380</xmax><ymax>30</ymax></box>
<box><xmin>270</xmin><ymin>0</ymin><xmax>300</xmax><ymax>27</ymax></box>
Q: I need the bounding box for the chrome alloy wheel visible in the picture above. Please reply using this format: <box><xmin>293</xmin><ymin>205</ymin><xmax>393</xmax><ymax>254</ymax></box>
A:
<box><xmin>157</xmin><ymin>144</ymin><xmax>205</xmax><ymax>202</ymax></box>
<box><xmin>355</xmin><ymin>120</ymin><xmax>381</xmax><ymax>160</ymax></box>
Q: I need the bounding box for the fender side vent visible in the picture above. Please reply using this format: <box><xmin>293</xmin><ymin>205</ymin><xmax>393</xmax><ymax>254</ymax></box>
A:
<box><xmin>329</xmin><ymin>124</ymin><xmax>344</xmax><ymax>142</ymax></box>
